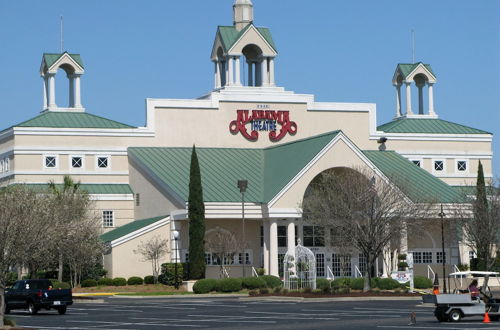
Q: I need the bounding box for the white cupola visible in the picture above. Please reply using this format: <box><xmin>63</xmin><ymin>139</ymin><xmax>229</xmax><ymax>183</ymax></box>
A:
<box><xmin>40</xmin><ymin>52</ymin><xmax>85</xmax><ymax>112</ymax></box>
<box><xmin>233</xmin><ymin>0</ymin><xmax>253</xmax><ymax>31</ymax></box>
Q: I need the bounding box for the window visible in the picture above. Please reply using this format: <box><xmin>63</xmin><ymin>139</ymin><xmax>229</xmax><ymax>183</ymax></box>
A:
<box><xmin>260</xmin><ymin>226</ymin><xmax>264</xmax><ymax>247</ymax></box>
<box><xmin>422</xmin><ymin>252</ymin><xmax>432</xmax><ymax>263</ymax></box>
<box><xmin>436</xmin><ymin>251</ymin><xmax>446</xmax><ymax>264</ymax></box>
<box><xmin>332</xmin><ymin>253</ymin><xmax>351</xmax><ymax>277</ymax></box>
<box><xmin>278</xmin><ymin>253</ymin><xmax>285</xmax><ymax>277</ymax></box>
<box><xmin>71</xmin><ymin>156</ymin><xmax>83</xmax><ymax>168</ymax></box>
<box><xmin>434</xmin><ymin>160</ymin><xmax>444</xmax><ymax>171</ymax></box>
<box><xmin>316</xmin><ymin>253</ymin><xmax>325</xmax><ymax>277</ymax></box>
<box><xmin>412</xmin><ymin>160</ymin><xmax>421</xmax><ymax>167</ymax></box>
<box><xmin>413</xmin><ymin>252</ymin><xmax>422</xmax><ymax>264</ymax></box>
<box><xmin>277</xmin><ymin>225</ymin><xmax>287</xmax><ymax>247</ymax></box>
<box><xmin>303</xmin><ymin>226</ymin><xmax>325</xmax><ymax>247</ymax></box>
<box><xmin>135</xmin><ymin>193</ymin><xmax>140</xmax><ymax>207</ymax></box>
<box><xmin>238</xmin><ymin>252</ymin><xmax>251</xmax><ymax>265</ymax></box>
<box><xmin>469</xmin><ymin>250</ymin><xmax>476</xmax><ymax>262</ymax></box>
<box><xmin>45</xmin><ymin>156</ymin><xmax>57</xmax><ymax>168</ymax></box>
<box><xmin>0</xmin><ymin>159</ymin><xmax>3</xmax><ymax>173</ymax></box>
<box><xmin>97</xmin><ymin>156</ymin><xmax>109</xmax><ymax>169</ymax></box>
<box><xmin>358</xmin><ymin>253</ymin><xmax>367</xmax><ymax>275</ymax></box>
<box><xmin>4</xmin><ymin>158</ymin><xmax>9</xmax><ymax>172</ymax></box>
<box><xmin>457</xmin><ymin>160</ymin><xmax>467</xmax><ymax>172</ymax></box>
<box><xmin>102</xmin><ymin>210</ymin><xmax>114</xmax><ymax>227</ymax></box>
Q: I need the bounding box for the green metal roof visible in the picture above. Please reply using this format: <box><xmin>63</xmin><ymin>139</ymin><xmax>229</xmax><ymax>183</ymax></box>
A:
<box><xmin>217</xmin><ymin>25</ymin><xmax>277</xmax><ymax>52</ymax></box>
<box><xmin>100</xmin><ymin>215</ymin><xmax>167</xmax><ymax>242</ymax></box>
<box><xmin>43</xmin><ymin>52</ymin><xmax>84</xmax><ymax>69</ymax></box>
<box><xmin>377</xmin><ymin>118</ymin><xmax>491</xmax><ymax>135</ymax></box>
<box><xmin>363</xmin><ymin>150</ymin><xmax>463</xmax><ymax>203</ymax></box>
<box><xmin>22</xmin><ymin>184</ymin><xmax>133</xmax><ymax>195</ymax></box>
<box><xmin>396</xmin><ymin>62</ymin><xmax>435</xmax><ymax>79</ymax></box>
<box><xmin>13</xmin><ymin>111</ymin><xmax>135</xmax><ymax>129</ymax></box>
<box><xmin>129</xmin><ymin>131</ymin><xmax>340</xmax><ymax>203</ymax></box>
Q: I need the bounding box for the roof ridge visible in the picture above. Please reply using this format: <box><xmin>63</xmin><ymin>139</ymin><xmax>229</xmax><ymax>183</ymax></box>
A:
<box><xmin>264</xmin><ymin>130</ymin><xmax>341</xmax><ymax>151</ymax></box>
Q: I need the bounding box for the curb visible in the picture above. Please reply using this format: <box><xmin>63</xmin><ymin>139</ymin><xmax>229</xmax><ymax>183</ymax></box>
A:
<box><xmin>109</xmin><ymin>293</ymin><xmax>248</xmax><ymax>299</ymax></box>
<box><xmin>240</xmin><ymin>296</ymin><xmax>423</xmax><ymax>302</ymax></box>
<box><xmin>74</xmin><ymin>297</ymin><xmax>105</xmax><ymax>303</ymax></box>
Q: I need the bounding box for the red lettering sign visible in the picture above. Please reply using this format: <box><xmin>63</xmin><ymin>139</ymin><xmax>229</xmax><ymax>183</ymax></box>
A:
<box><xmin>229</xmin><ymin>109</ymin><xmax>297</xmax><ymax>141</ymax></box>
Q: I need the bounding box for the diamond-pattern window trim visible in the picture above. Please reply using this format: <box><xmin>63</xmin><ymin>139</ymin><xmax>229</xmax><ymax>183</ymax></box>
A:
<box><xmin>98</xmin><ymin>157</ymin><xmax>108</xmax><ymax>168</ymax></box>
<box><xmin>72</xmin><ymin>157</ymin><xmax>82</xmax><ymax>168</ymax></box>
<box><xmin>45</xmin><ymin>156</ymin><xmax>56</xmax><ymax>168</ymax></box>
<box><xmin>457</xmin><ymin>160</ymin><xmax>467</xmax><ymax>171</ymax></box>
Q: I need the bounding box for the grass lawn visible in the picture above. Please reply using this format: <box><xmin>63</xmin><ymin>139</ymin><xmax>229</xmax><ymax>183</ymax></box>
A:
<box><xmin>73</xmin><ymin>284</ymin><xmax>187</xmax><ymax>294</ymax></box>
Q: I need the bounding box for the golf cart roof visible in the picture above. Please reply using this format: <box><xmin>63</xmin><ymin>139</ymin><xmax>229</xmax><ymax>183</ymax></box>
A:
<box><xmin>449</xmin><ymin>271</ymin><xmax>499</xmax><ymax>276</ymax></box>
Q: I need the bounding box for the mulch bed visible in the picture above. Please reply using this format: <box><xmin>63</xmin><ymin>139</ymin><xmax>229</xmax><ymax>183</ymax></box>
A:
<box><xmin>253</xmin><ymin>291</ymin><xmax>421</xmax><ymax>298</ymax></box>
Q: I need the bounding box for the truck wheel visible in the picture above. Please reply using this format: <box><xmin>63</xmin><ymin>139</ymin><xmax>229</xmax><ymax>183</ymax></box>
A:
<box><xmin>435</xmin><ymin>314</ymin><xmax>445</xmax><ymax>322</ymax></box>
<box><xmin>4</xmin><ymin>304</ymin><xmax>10</xmax><ymax>314</ymax></box>
<box><xmin>57</xmin><ymin>306</ymin><xmax>67</xmax><ymax>315</ymax></box>
<box><xmin>28</xmin><ymin>302</ymin><xmax>38</xmax><ymax>315</ymax></box>
<box><xmin>449</xmin><ymin>309</ymin><xmax>462</xmax><ymax>322</ymax></box>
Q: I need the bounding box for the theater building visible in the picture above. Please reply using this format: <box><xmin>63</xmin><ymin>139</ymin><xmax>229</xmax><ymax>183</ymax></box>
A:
<box><xmin>0</xmin><ymin>0</ymin><xmax>493</xmax><ymax>280</ymax></box>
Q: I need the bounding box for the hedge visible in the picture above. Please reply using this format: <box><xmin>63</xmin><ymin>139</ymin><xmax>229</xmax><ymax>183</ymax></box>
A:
<box><xmin>112</xmin><ymin>277</ymin><xmax>127</xmax><ymax>286</ymax></box>
<box><xmin>316</xmin><ymin>278</ymin><xmax>331</xmax><ymax>290</ymax></box>
<box><xmin>217</xmin><ymin>278</ymin><xmax>242</xmax><ymax>292</ymax></box>
<box><xmin>193</xmin><ymin>278</ymin><xmax>218</xmax><ymax>294</ymax></box>
<box><xmin>260</xmin><ymin>275</ymin><xmax>282</xmax><ymax>289</ymax></box>
<box><xmin>413</xmin><ymin>275</ymin><xmax>433</xmax><ymax>289</ymax></box>
<box><xmin>81</xmin><ymin>279</ymin><xmax>98</xmax><ymax>288</ymax></box>
<box><xmin>98</xmin><ymin>278</ymin><xmax>114</xmax><ymax>286</ymax></box>
<box><xmin>127</xmin><ymin>276</ymin><xmax>143</xmax><ymax>285</ymax></box>
<box><xmin>144</xmin><ymin>275</ymin><xmax>155</xmax><ymax>284</ymax></box>
<box><xmin>376</xmin><ymin>278</ymin><xmax>400</xmax><ymax>290</ymax></box>
<box><xmin>51</xmin><ymin>280</ymin><xmax>71</xmax><ymax>289</ymax></box>
<box><xmin>331</xmin><ymin>278</ymin><xmax>351</xmax><ymax>288</ymax></box>
<box><xmin>242</xmin><ymin>277</ymin><xmax>267</xmax><ymax>289</ymax></box>
<box><xmin>159</xmin><ymin>263</ymin><xmax>186</xmax><ymax>286</ymax></box>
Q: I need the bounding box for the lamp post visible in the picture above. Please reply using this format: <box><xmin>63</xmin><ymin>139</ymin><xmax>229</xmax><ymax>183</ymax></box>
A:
<box><xmin>238</xmin><ymin>180</ymin><xmax>248</xmax><ymax>277</ymax></box>
<box><xmin>438</xmin><ymin>204</ymin><xmax>447</xmax><ymax>294</ymax></box>
<box><xmin>172</xmin><ymin>230</ymin><xmax>180</xmax><ymax>290</ymax></box>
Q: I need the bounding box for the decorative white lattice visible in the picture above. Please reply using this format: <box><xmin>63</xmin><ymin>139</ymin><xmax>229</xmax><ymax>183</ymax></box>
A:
<box><xmin>283</xmin><ymin>239</ymin><xmax>316</xmax><ymax>290</ymax></box>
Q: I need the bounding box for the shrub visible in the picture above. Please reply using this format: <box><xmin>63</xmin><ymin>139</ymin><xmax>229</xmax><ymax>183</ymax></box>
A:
<box><xmin>332</xmin><ymin>277</ymin><xmax>351</xmax><ymax>289</ymax></box>
<box><xmin>282</xmin><ymin>288</ymin><xmax>289</xmax><ymax>294</ymax></box>
<box><xmin>259</xmin><ymin>288</ymin><xmax>269</xmax><ymax>294</ymax></box>
<box><xmin>3</xmin><ymin>316</ymin><xmax>16</xmax><ymax>326</ymax></box>
<box><xmin>217</xmin><ymin>278</ymin><xmax>242</xmax><ymax>292</ymax></box>
<box><xmin>6</xmin><ymin>272</ymin><xmax>17</xmax><ymax>286</ymax></box>
<box><xmin>144</xmin><ymin>275</ymin><xmax>155</xmax><ymax>284</ymax></box>
<box><xmin>302</xmin><ymin>287</ymin><xmax>312</xmax><ymax>294</ymax></box>
<box><xmin>81</xmin><ymin>279</ymin><xmax>98</xmax><ymax>288</ymax></box>
<box><xmin>248</xmin><ymin>290</ymin><xmax>258</xmax><ymax>296</ymax></box>
<box><xmin>260</xmin><ymin>275</ymin><xmax>282</xmax><ymax>289</ymax></box>
<box><xmin>316</xmin><ymin>278</ymin><xmax>331</xmax><ymax>290</ymax></box>
<box><xmin>193</xmin><ymin>278</ymin><xmax>218</xmax><ymax>294</ymax></box>
<box><xmin>350</xmin><ymin>278</ymin><xmax>365</xmax><ymax>290</ymax></box>
<box><xmin>376</xmin><ymin>278</ymin><xmax>400</xmax><ymax>290</ymax></box>
<box><xmin>98</xmin><ymin>278</ymin><xmax>114</xmax><ymax>286</ymax></box>
<box><xmin>273</xmin><ymin>287</ymin><xmax>282</xmax><ymax>294</ymax></box>
<box><xmin>242</xmin><ymin>277</ymin><xmax>266</xmax><ymax>289</ymax></box>
<box><xmin>413</xmin><ymin>275</ymin><xmax>433</xmax><ymax>289</ymax></box>
<box><xmin>51</xmin><ymin>280</ymin><xmax>71</xmax><ymax>289</ymax></box>
<box><xmin>127</xmin><ymin>276</ymin><xmax>143</xmax><ymax>285</ymax></box>
<box><xmin>256</xmin><ymin>268</ymin><xmax>265</xmax><ymax>276</ymax></box>
<box><xmin>158</xmin><ymin>263</ymin><xmax>185</xmax><ymax>286</ymax></box>
<box><xmin>112</xmin><ymin>277</ymin><xmax>127</xmax><ymax>286</ymax></box>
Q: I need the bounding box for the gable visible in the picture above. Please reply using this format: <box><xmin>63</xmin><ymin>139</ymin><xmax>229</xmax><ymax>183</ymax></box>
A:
<box><xmin>228</xmin><ymin>25</ymin><xmax>277</xmax><ymax>56</ymax></box>
<box><xmin>41</xmin><ymin>52</ymin><xmax>84</xmax><ymax>75</ymax></box>
<box><xmin>393</xmin><ymin>62</ymin><xmax>436</xmax><ymax>84</ymax></box>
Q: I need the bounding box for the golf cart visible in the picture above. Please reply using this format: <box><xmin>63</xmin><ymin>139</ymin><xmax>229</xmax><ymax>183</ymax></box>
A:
<box><xmin>432</xmin><ymin>271</ymin><xmax>500</xmax><ymax>322</ymax></box>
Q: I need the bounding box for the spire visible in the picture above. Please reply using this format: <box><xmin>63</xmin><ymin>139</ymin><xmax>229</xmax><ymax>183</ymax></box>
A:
<box><xmin>233</xmin><ymin>0</ymin><xmax>253</xmax><ymax>31</ymax></box>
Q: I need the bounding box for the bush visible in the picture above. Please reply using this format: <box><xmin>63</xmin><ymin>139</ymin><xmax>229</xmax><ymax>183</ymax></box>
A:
<box><xmin>322</xmin><ymin>286</ymin><xmax>332</xmax><ymax>294</ymax></box>
<box><xmin>316</xmin><ymin>278</ymin><xmax>331</xmax><ymax>290</ymax></box>
<box><xmin>81</xmin><ymin>279</ymin><xmax>98</xmax><ymax>288</ymax></box>
<box><xmin>112</xmin><ymin>277</ymin><xmax>127</xmax><ymax>286</ymax></box>
<box><xmin>256</xmin><ymin>268</ymin><xmax>265</xmax><ymax>276</ymax></box>
<box><xmin>273</xmin><ymin>287</ymin><xmax>282</xmax><ymax>294</ymax></box>
<box><xmin>217</xmin><ymin>278</ymin><xmax>242</xmax><ymax>292</ymax></box>
<box><xmin>193</xmin><ymin>278</ymin><xmax>218</xmax><ymax>294</ymax></box>
<box><xmin>127</xmin><ymin>276</ymin><xmax>143</xmax><ymax>285</ymax></box>
<box><xmin>350</xmin><ymin>278</ymin><xmax>365</xmax><ymax>290</ymax></box>
<box><xmin>248</xmin><ymin>290</ymin><xmax>258</xmax><ymax>296</ymax></box>
<box><xmin>331</xmin><ymin>278</ymin><xmax>351</xmax><ymax>289</ymax></box>
<box><xmin>260</xmin><ymin>275</ymin><xmax>282</xmax><ymax>289</ymax></box>
<box><xmin>242</xmin><ymin>277</ymin><xmax>267</xmax><ymax>289</ymax></box>
<box><xmin>51</xmin><ymin>280</ymin><xmax>71</xmax><ymax>289</ymax></box>
<box><xmin>302</xmin><ymin>287</ymin><xmax>312</xmax><ymax>294</ymax></box>
<box><xmin>413</xmin><ymin>275</ymin><xmax>433</xmax><ymax>289</ymax></box>
<box><xmin>144</xmin><ymin>275</ymin><xmax>155</xmax><ymax>284</ymax></box>
<box><xmin>259</xmin><ymin>288</ymin><xmax>269</xmax><ymax>294</ymax></box>
<box><xmin>158</xmin><ymin>263</ymin><xmax>185</xmax><ymax>286</ymax></box>
<box><xmin>6</xmin><ymin>272</ymin><xmax>17</xmax><ymax>286</ymax></box>
<box><xmin>97</xmin><ymin>278</ymin><xmax>114</xmax><ymax>286</ymax></box>
<box><xmin>376</xmin><ymin>278</ymin><xmax>400</xmax><ymax>290</ymax></box>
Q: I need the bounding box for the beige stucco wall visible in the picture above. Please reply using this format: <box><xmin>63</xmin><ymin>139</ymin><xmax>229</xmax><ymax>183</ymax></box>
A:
<box><xmin>96</xmin><ymin>200</ymin><xmax>135</xmax><ymax>232</ymax></box>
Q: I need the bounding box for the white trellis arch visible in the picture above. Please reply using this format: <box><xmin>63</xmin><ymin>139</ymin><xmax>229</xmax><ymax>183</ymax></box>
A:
<box><xmin>283</xmin><ymin>239</ymin><xmax>316</xmax><ymax>290</ymax></box>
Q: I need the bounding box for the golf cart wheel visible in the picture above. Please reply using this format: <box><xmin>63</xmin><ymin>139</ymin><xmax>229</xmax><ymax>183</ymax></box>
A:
<box><xmin>448</xmin><ymin>309</ymin><xmax>462</xmax><ymax>322</ymax></box>
<box><xmin>28</xmin><ymin>301</ymin><xmax>38</xmax><ymax>315</ymax></box>
<box><xmin>490</xmin><ymin>315</ymin><xmax>499</xmax><ymax>321</ymax></box>
<box><xmin>435</xmin><ymin>314</ymin><xmax>446</xmax><ymax>322</ymax></box>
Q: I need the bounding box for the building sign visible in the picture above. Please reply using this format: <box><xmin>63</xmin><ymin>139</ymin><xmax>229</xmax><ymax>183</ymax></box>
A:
<box><xmin>229</xmin><ymin>109</ymin><xmax>297</xmax><ymax>141</ymax></box>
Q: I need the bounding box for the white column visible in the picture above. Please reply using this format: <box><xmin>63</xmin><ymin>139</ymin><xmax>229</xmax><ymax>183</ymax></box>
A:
<box><xmin>405</xmin><ymin>81</ymin><xmax>412</xmax><ymax>115</ymax></box>
<box><xmin>394</xmin><ymin>84</ymin><xmax>401</xmax><ymax>117</ymax></box>
<box><xmin>234</xmin><ymin>56</ymin><xmax>241</xmax><ymax>86</ymax></box>
<box><xmin>269</xmin><ymin>57</ymin><xmax>275</xmax><ymax>86</ymax></box>
<box><xmin>214</xmin><ymin>61</ymin><xmax>221</xmax><ymax>89</ymax></box>
<box><xmin>417</xmin><ymin>84</ymin><xmax>424</xmax><ymax>115</ymax></box>
<box><xmin>400</xmin><ymin>221</ymin><xmax>408</xmax><ymax>255</ymax></box>
<box><xmin>287</xmin><ymin>220</ymin><xmax>295</xmax><ymax>253</ymax></box>
<box><xmin>263</xmin><ymin>220</ymin><xmax>270</xmax><ymax>274</ymax></box>
<box><xmin>260</xmin><ymin>57</ymin><xmax>268</xmax><ymax>86</ymax></box>
<box><xmin>248</xmin><ymin>61</ymin><xmax>253</xmax><ymax>86</ymax></box>
<box><xmin>255</xmin><ymin>62</ymin><xmax>261</xmax><ymax>86</ymax></box>
<box><xmin>227</xmin><ymin>57</ymin><xmax>234</xmax><ymax>86</ymax></box>
<box><xmin>269</xmin><ymin>219</ymin><xmax>278</xmax><ymax>276</ymax></box>
<box><xmin>73</xmin><ymin>75</ymin><xmax>82</xmax><ymax>108</ymax></box>
<box><xmin>48</xmin><ymin>74</ymin><xmax>56</xmax><ymax>108</ymax></box>
<box><xmin>69</xmin><ymin>75</ymin><xmax>75</xmax><ymax>107</ymax></box>
<box><xmin>382</xmin><ymin>248</ymin><xmax>391</xmax><ymax>277</ymax></box>
<box><xmin>428</xmin><ymin>82</ymin><xmax>435</xmax><ymax>116</ymax></box>
<box><xmin>42</xmin><ymin>77</ymin><xmax>48</xmax><ymax>109</ymax></box>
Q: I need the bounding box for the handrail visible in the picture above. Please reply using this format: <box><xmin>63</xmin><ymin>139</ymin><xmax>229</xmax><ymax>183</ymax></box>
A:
<box><xmin>354</xmin><ymin>265</ymin><xmax>362</xmax><ymax>278</ymax></box>
<box><xmin>252</xmin><ymin>267</ymin><xmax>259</xmax><ymax>277</ymax></box>
<box><xmin>427</xmin><ymin>265</ymin><xmax>435</xmax><ymax>280</ymax></box>
<box><xmin>326</xmin><ymin>266</ymin><xmax>334</xmax><ymax>281</ymax></box>
<box><xmin>222</xmin><ymin>266</ymin><xmax>229</xmax><ymax>278</ymax></box>
<box><xmin>452</xmin><ymin>265</ymin><xmax>462</xmax><ymax>288</ymax></box>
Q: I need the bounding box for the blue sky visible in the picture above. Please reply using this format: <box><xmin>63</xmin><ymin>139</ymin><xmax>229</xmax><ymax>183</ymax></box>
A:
<box><xmin>1</xmin><ymin>1</ymin><xmax>499</xmax><ymax>177</ymax></box>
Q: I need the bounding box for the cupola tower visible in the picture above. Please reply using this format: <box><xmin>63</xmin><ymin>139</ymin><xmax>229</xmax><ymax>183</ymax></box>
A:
<box><xmin>233</xmin><ymin>0</ymin><xmax>254</xmax><ymax>31</ymax></box>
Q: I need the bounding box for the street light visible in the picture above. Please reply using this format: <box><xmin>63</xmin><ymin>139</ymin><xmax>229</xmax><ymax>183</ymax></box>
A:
<box><xmin>172</xmin><ymin>230</ymin><xmax>180</xmax><ymax>290</ymax></box>
<box><xmin>238</xmin><ymin>180</ymin><xmax>248</xmax><ymax>277</ymax></box>
<box><xmin>438</xmin><ymin>204</ymin><xmax>447</xmax><ymax>294</ymax></box>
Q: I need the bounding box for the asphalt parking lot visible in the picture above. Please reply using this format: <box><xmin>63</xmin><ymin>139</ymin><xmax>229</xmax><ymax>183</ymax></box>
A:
<box><xmin>9</xmin><ymin>296</ymin><xmax>500</xmax><ymax>330</ymax></box>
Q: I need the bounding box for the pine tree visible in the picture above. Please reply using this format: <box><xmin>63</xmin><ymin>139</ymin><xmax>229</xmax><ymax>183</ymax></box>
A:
<box><xmin>474</xmin><ymin>161</ymin><xmax>490</xmax><ymax>270</ymax></box>
<box><xmin>188</xmin><ymin>145</ymin><xmax>206</xmax><ymax>279</ymax></box>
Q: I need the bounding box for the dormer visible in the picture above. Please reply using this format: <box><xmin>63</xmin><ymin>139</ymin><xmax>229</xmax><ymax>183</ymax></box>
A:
<box><xmin>40</xmin><ymin>52</ymin><xmax>85</xmax><ymax>112</ymax></box>
<box><xmin>392</xmin><ymin>62</ymin><xmax>437</xmax><ymax>118</ymax></box>
<box><xmin>210</xmin><ymin>0</ymin><xmax>278</xmax><ymax>89</ymax></box>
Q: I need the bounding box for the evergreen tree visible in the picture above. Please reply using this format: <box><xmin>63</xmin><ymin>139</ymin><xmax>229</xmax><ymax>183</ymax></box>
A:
<box><xmin>188</xmin><ymin>145</ymin><xmax>206</xmax><ymax>279</ymax></box>
<box><xmin>474</xmin><ymin>161</ymin><xmax>490</xmax><ymax>270</ymax></box>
